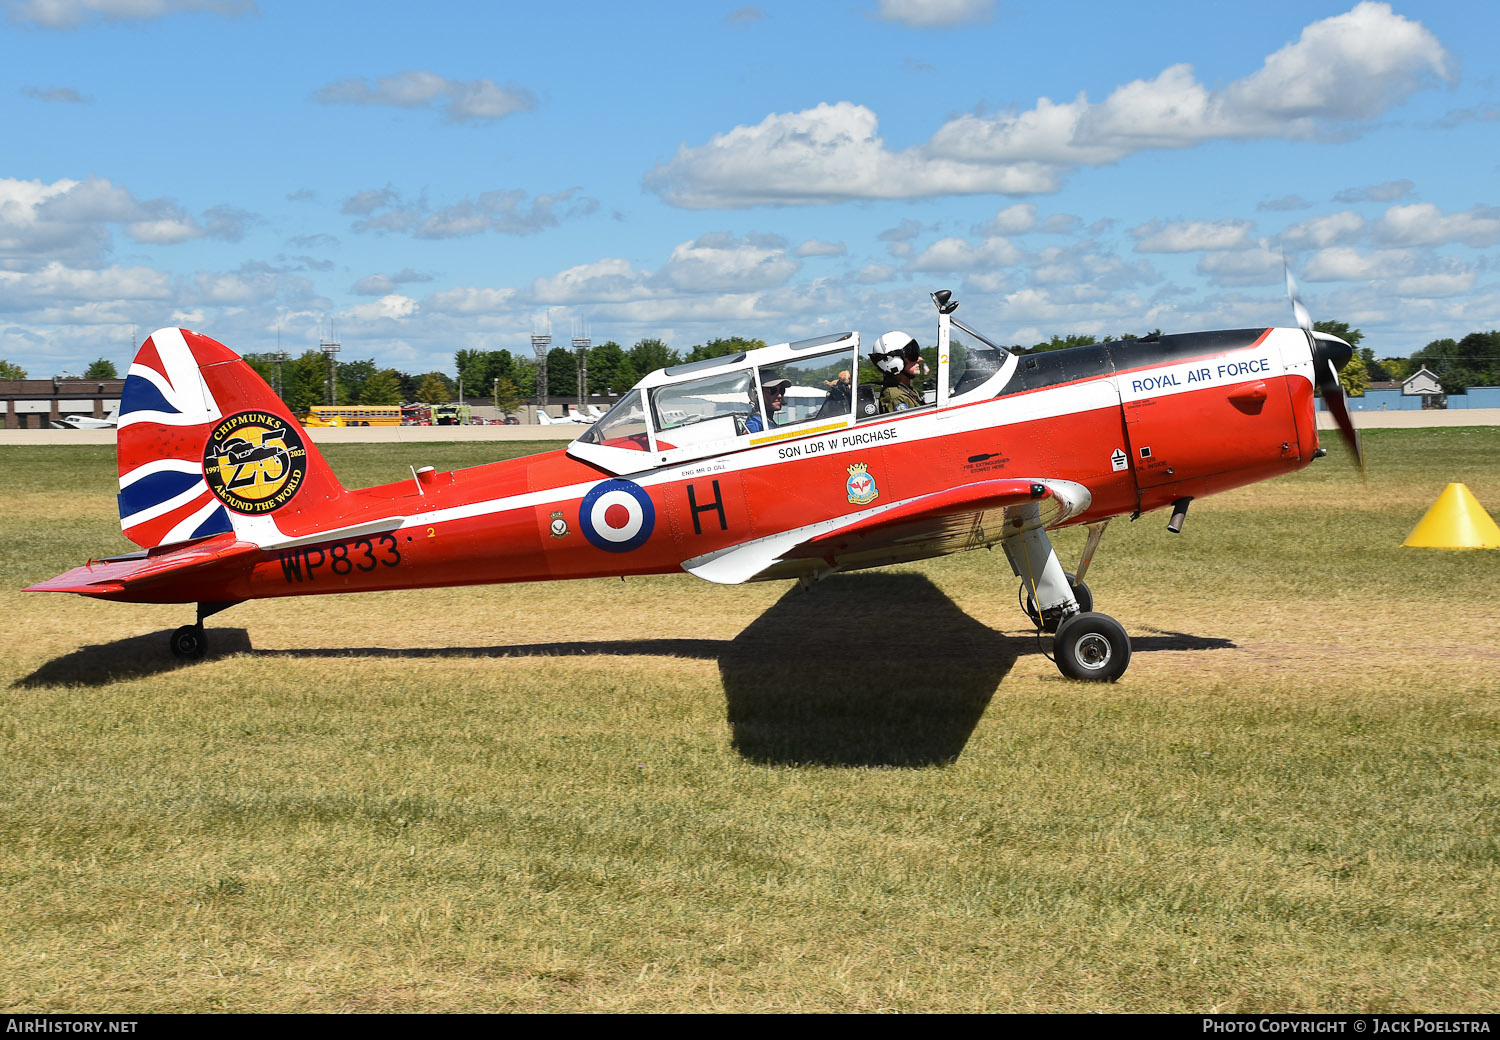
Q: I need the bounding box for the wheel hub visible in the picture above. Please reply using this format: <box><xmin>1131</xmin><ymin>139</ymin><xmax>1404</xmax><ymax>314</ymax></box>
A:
<box><xmin>1075</xmin><ymin>633</ymin><xmax>1113</xmax><ymax>670</ymax></box>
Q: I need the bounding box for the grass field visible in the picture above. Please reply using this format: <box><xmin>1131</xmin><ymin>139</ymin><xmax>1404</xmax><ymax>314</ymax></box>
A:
<box><xmin>1</xmin><ymin>431</ymin><xmax>1497</xmax><ymax>1012</ymax></box>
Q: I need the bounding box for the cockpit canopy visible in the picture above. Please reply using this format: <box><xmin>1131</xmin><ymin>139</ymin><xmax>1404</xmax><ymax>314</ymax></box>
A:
<box><xmin>568</xmin><ymin>306</ymin><xmax>1016</xmax><ymax>476</ymax></box>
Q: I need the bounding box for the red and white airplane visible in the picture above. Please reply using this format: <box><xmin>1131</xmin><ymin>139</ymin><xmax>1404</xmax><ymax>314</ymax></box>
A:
<box><xmin>26</xmin><ymin>287</ymin><xmax>1361</xmax><ymax>682</ymax></box>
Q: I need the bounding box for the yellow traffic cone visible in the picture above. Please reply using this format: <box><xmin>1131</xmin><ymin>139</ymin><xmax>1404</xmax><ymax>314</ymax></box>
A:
<box><xmin>1402</xmin><ymin>483</ymin><xmax>1500</xmax><ymax>549</ymax></box>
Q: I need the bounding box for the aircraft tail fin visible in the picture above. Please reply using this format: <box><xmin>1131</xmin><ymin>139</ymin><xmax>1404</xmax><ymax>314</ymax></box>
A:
<box><xmin>116</xmin><ymin>328</ymin><xmax>346</xmax><ymax>550</ymax></box>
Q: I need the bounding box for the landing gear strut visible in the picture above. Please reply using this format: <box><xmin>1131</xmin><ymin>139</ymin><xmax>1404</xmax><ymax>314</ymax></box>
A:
<box><xmin>1022</xmin><ymin>572</ymin><xmax>1092</xmax><ymax>632</ymax></box>
<box><xmin>1002</xmin><ymin>513</ymin><xmax>1130</xmax><ymax>682</ymax></box>
<box><xmin>168</xmin><ymin>600</ymin><xmax>240</xmax><ymax>661</ymax></box>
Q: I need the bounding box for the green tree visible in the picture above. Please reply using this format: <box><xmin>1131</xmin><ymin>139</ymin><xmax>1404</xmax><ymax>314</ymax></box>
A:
<box><xmin>336</xmin><ymin>358</ymin><xmax>378</xmax><ymax>404</ymax></box>
<box><xmin>684</xmin><ymin>336</ymin><xmax>766</xmax><ymax>363</ymax></box>
<box><xmin>1359</xmin><ymin>348</ymin><xmax>1390</xmax><ymax>382</ymax></box>
<box><xmin>1410</xmin><ymin>331</ymin><xmax>1500</xmax><ymax>393</ymax></box>
<box><xmin>244</xmin><ymin>356</ymin><xmax>277</xmax><ymax>391</ymax></box>
<box><xmin>493</xmin><ymin>376</ymin><xmax>522</xmax><ymax>413</ymax></box>
<box><xmin>628</xmin><ymin>338</ymin><xmax>679</xmax><ymax>375</ymax></box>
<box><xmin>1030</xmin><ymin>333</ymin><xmax>1099</xmax><ymax>352</ymax></box>
<box><xmin>1338</xmin><ymin>354</ymin><xmax>1370</xmax><ymax>396</ymax></box>
<box><xmin>546</xmin><ymin>346</ymin><xmax>577</xmax><ymax>397</ymax></box>
<box><xmin>585</xmin><ymin>341</ymin><xmax>638</xmax><ymax>395</ymax></box>
<box><xmin>0</xmin><ymin>360</ymin><xmax>26</xmax><ymax>380</ymax></box>
<box><xmin>1313</xmin><ymin>320</ymin><xmax>1363</xmax><ymax>349</ymax></box>
<box><xmin>1379</xmin><ymin>357</ymin><xmax>1413</xmax><ymax>382</ymax></box>
<box><xmin>415</xmin><ymin>372</ymin><xmax>453</xmax><ymax>403</ymax></box>
<box><xmin>84</xmin><ymin>358</ymin><xmax>118</xmax><ymax>379</ymax></box>
<box><xmin>281</xmin><ymin>350</ymin><xmax>331</xmax><ymax>415</ymax></box>
<box><xmin>360</xmin><ymin>369</ymin><xmax>404</xmax><ymax>405</ymax></box>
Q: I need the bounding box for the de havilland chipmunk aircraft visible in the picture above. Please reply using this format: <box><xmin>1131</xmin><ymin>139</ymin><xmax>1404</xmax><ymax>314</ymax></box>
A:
<box><xmin>26</xmin><ymin>286</ymin><xmax>1362</xmax><ymax>682</ymax></box>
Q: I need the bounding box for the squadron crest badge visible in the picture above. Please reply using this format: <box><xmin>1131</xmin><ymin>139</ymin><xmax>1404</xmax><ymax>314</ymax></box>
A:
<box><xmin>202</xmin><ymin>411</ymin><xmax>307</xmax><ymax>514</ymax></box>
<box><xmin>549</xmin><ymin>511</ymin><xmax>570</xmax><ymax>538</ymax></box>
<box><xmin>846</xmin><ymin>463</ymin><xmax>879</xmax><ymax>505</ymax></box>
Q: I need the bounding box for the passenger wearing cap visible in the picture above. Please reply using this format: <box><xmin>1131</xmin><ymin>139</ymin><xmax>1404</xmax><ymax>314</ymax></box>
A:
<box><xmin>745</xmin><ymin>376</ymin><xmax>791</xmax><ymax>433</ymax></box>
<box><xmin>870</xmin><ymin>331</ymin><xmax>924</xmax><ymax>413</ymax></box>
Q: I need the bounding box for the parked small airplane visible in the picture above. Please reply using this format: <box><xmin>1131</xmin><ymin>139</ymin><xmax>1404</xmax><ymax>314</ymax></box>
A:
<box><xmin>27</xmin><ymin>285</ymin><xmax>1360</xmax><ymax>682</ymax></box>
<box><xmin>535</xmin><ymin>408</ymin><xmax>593</xmax><ymax>425</ymax></box>
<box><xmin>50</xmin><ymin>405</ymin><xmax>119</xmax><ymax>430</ymax></box>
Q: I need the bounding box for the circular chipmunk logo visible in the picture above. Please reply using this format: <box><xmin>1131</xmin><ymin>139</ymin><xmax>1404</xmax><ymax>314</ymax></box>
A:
<box><xmin>202</xmin><ymin>411</ymin><xmax>308</xmax><ymax>514</ymax></box>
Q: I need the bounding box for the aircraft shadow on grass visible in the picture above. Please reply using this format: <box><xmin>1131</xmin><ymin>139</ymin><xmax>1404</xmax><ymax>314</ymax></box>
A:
<box><xmin>15</xmin><ymin>574</ymin><xmax>1235</xmax><ymax>768</ymax></box>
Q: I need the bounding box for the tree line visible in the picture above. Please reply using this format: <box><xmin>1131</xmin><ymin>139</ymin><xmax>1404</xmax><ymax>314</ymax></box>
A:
<box><xmin>12</xmin><ymin>326</ymin><xmax>1494</xmax><ymax>407</ymax></box>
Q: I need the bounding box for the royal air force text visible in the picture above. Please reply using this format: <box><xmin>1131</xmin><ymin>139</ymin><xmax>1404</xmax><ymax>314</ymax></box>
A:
<box><xmin>1132</xmin><ymin>358</ymin><xmax>1271</xmax><ymax>395</ymax></box>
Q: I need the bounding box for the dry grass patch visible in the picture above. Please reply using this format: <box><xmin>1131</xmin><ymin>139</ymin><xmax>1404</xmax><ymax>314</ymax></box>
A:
<box><xmin>2</xmin><ymin>431</ymin><xmax>1498</xmax><ymax>1011</ymax></box>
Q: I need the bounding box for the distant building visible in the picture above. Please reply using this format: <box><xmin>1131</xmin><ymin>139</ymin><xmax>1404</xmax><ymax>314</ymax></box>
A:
<box><xmin>1323</xmin><ymin>365</ymin><xmax>1500</xmax><ymax>412</ymax></box>
<box><xmin>1402</xmin><ymin>366</ymin><xmax>1443</xmax><ymax>397</ymax></box>
<box><xmin>1</xmin><ymin>378</ymin><xmax>125</xmax><ymax>429</ymax></box>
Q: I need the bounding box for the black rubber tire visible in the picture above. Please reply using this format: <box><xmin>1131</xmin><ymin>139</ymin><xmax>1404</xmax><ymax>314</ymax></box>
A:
<box><xmin>1024</xmin><ymin>573</ymin><xmax>1093</xmax><ymax>632</ymax></box>
<box><xmin>170</xmin><ymin>624</ymin><xmax>206</xmax><ymax>660</ymax></box>
<box><xmin>1053</xmin><ymin>612</ymin><xmax>1130</xmax><ymax>682</ymax></box>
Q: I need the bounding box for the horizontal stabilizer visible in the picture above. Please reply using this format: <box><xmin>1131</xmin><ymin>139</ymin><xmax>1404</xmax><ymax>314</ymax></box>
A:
<box><xmin>25</xmin><ymin>534</ymin><xmax>259</xmax><ymax>598</ymax></box>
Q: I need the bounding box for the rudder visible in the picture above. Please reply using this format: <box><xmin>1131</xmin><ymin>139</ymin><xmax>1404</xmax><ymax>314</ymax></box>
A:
<box><xmin>117</xmin><ymin>328</ymin><xmax>346</xmax><ymax>549</ymax></box>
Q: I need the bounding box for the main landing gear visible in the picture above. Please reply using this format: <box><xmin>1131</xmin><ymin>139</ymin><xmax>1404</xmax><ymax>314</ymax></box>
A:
<box><xmin>1003</xmin><ymin>517</ymin><xmax>1130</xmax><ymax>682</ymax></box>
<box><xmin>168</xmin><ymin>601</ymin><xmax>240</xmax><ymax>661</ymax></box>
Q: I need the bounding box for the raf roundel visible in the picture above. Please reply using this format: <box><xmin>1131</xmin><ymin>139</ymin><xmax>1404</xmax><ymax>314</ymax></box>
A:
<box><xmin>579</xmin><ymin>478</ymin><xmax>656</xmax><ymax>553</ymax></box>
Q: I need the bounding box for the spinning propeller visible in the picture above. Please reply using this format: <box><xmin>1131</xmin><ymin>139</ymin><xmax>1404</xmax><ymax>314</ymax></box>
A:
<box><xmin>1285</xmin><ymin>265</ymin><xmax>1364</xmax><ymax>475</ymax></box>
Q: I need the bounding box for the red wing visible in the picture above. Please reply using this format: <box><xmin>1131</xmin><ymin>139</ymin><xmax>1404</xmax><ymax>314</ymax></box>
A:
<box><xmin>682</xmin><ymin>477</ymin><xmax>1092</xmax><ymax>585</ymax></box>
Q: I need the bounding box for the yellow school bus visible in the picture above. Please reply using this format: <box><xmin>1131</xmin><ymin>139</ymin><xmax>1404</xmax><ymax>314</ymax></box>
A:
<box><xmin>305</xmin><ymin>405</ymin><xmax>402</xmax><ymax>427</ymax></box>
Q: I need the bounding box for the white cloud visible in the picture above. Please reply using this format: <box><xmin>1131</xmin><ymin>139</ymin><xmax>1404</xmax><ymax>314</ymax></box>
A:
<box><xmin>1393</xmin><ymin>271</ymin><xmax>1475</xmax><ymax>298</ymax></box>
<box><xmin>643</xmin><ymin>102</ymin><xmax>1060</xmax><ymax>209</ymax></box>
<box><xmin>650</xmin><ymin>5</ymin><xmax>1451</xmax><ymax>209</ymax></box>
<box><xmin>907</xmin><ymin>236</ymin><xmax>1022</xmax><ymax>272</ymax></box>
<box><xmin>1131</xmin><ymin>219</ymin><xmax>1253</xmax><ymax>253</ymax></box>
<box><xmin>342</xmin><ymin>294</ymin><xmax>418</xmax><ymax>322</ymax></box>
<box><xmin>314</xmin><ymin>70</ymin><xmax>535</xmax><ymax>124</ymax></box>
<box><xmin>875</xmin><ymin>0</ymin><xmax>993</xmax><ymax>29</ymax></box>
<box><xmin>1259</xmin><ymin>195</ymin><xmax>1313</xmax><ymax>212</ymax></box>
<box><xmin>1302</xmin><ymin>246</ymin><xmax>1416</xmax><ymax>281</ymax></box>
<box><xmin>425</xmin><ymin>286</ymin><xmax>520</xmax><ymax>315</ymax></box>
<box><xmin>532</xmin><ymin>258</ymin><xmax>649</xmax><ymax>305</ymax></box>
<box><xmin>1198</xmin><ymin>243</ymin><xmax>1284</xmax><ymax>286</ymax></box>
<box><xmin>1031</xmin><ymin>245</ymin><xmax>1158</xmax><ymax>290</ymax></box>
<box><xmin>352</xmin><ymin>268</ymin><xmax>433</xmax><ymax>296</ymax></box>
<box><xmin>978</xmin><ymin>204</ymin><xmax>1037</xmax><ymax>236</ymax></box>
<box><xmin>1335</xmin><ymin>179</ymin><xmax>1415</xmax><ymax>203</ymax></box>
<box><xmin>656</xmin><ymin>232</ymin><xmax>799</xmax><ymax>293</ymax></box>
<box><xmin>0</xmin><ymin>262</ymin><xmax>171</xmax><ymax>309</ymax></box>
<box><xmin>1280</xmin><ymin>211</ymin><xmax>1365</xmax><ymax>249</ymax></box>
<box><xmin>794</xmin><ymin>238</ymin><xmax>847</xmax><ymax>258</ymax></box>
<box><xmin>857</xmin><ymin>263</ymin><xmax>897</xmax><ymax>284</ymax></box>
<box><xmin>7</xmin><ymin>0</ymin><xmax>255</xmax><ymax>29</ymax></box>
<box><xmin>346</xmin><ymin>186</ymin><xmax>597</xmax><ymax>238</ymax></box>
<box><xmin>0</xmin><ymin>176</ymin><xmax>253</xmax><ymax>265</ymax></box>
<box><xmin>1374</xmin><ymin>203</ymin><xmax>1500</xmax><ymax>248</ymax></box>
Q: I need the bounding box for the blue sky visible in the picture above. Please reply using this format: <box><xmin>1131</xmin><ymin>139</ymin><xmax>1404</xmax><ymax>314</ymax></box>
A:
<box><xmin>2</xmin><ymin>0</ymin><xmax>1496</xmax><ymax>379</ymax></box>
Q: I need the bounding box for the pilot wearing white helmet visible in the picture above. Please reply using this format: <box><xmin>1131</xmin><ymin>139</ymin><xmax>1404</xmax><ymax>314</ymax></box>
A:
<box><xmin>870</xmin><ymin>331</ymin><xmax>924</xmax><ymax>413</ymax></box>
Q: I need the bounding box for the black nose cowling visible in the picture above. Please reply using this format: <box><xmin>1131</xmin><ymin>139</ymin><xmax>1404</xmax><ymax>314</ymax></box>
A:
<box><xmin>1311</xmin><ymin>333</ymin><xmax>1354</xmax><ymax>373</ymax></box>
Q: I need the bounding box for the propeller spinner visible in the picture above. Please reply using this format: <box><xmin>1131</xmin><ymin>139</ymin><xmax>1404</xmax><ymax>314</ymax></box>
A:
<box><xmin>1285</xmin><ymin>265</ymin><xmax>1364</xmax><ymax>475</ymax></box>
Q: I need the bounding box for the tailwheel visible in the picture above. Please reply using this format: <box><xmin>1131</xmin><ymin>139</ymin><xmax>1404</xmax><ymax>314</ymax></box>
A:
<box><xmin>1023</xmin><ymin>573</ymin><xmax>1092</xmax><ymax>632</ymax></box>
<box><xmin>170</xmin><ymin>623</ymin><xmax>206</xmax><ymax>660</ymax></box>
<box><xmin>1053</xmin><ymin>612</ymin><xmax>1130</xmax><ymax>682</ymax></box>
